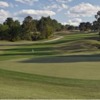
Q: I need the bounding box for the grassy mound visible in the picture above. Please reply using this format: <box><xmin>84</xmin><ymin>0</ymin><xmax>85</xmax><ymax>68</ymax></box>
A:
<box><xmin>57</xmin><ymin>40</ymin><xmax>100</xmax><ymax>53</ymax></box>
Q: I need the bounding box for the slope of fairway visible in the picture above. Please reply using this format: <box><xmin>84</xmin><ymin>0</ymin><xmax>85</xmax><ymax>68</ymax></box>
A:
<box><xmin>0</xmin><ymin>69</ymin><xmax>100</xmax><ymax>99</ymax></box>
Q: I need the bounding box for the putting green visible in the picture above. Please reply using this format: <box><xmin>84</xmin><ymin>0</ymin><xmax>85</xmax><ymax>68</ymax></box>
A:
<box><xmin>0</xmin><ymin>55</ymin><xmax>100</xmax><ymax>80</ymax></box>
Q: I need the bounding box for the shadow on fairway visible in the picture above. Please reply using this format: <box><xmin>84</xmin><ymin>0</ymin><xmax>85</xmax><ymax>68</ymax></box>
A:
<box><xmin>0</xmin><ymin>51</ymin><xmax>58</xmax><ymax>56</ymax></box>
<box><xmin>20</xmin><ymin>54</ymin><xmax>100</xmax><ymax>63</ymax></box>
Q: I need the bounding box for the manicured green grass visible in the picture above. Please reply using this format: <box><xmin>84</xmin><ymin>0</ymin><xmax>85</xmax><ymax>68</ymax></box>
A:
<box><xmin>0</xmin><ymin>32</ymin><xmax>100</xmax><ymax>98</ymax></box>
<box><xmin>0</xmin><ymin>56</ymin><xmax>100</xmax><ymax>80</ymax></box>
<box><xmin>0</xmin><ymin>69</ymin><xmax>100</xmax><ymax>99</ymax></box>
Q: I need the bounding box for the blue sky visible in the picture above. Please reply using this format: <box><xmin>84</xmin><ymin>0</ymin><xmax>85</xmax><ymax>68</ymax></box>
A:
<box><xmin>0</xmin><ymin>0</ymin><xmax>100</xmax><ymax>26</ymax></box>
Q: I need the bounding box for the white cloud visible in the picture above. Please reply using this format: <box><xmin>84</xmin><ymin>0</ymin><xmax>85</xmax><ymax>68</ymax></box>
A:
<box><xmin>14</xmin><ymin>9</ymin><xmax>56</xmax><ymax>19</ymax></box>
<box><xmin>62</xmin><ymin>4</ymin><xmax>68</xmax><ymax>9</ymax></box>
<box><xmin>44</xmin><ymin>4</ymin><xmax>58</xmax><ymax>10</ymax></box>
<box><xmin>0</xmin><ymin>9</ymin><xmax>11</xmax><ymax>23</ymax></box>
<box><xmin>0</xmin><ymin>1</ymin><xmax>9</xmax><ymax>8</ymax></box>
<box><xmin>67</xmin><ymin>2</ymin><xmax>100</xmax><ymax>18</ymax></box>
<box><xmin>57</xmin><ymin>4</ymin><xmax>68</xmax><ymax>12</ymax></box>
<box><xmin>62</xmin><ymin>22</ymin><xmax>68</xmax><ymax>25</ymax></box>
<box><xmin>65</xmin><ymin>18</ymin><xmax>82</xmax><ymax>26</ymax></box>
<box><xmin>44</xmin><ymin>4</ymin><xmax>68</xmax><ymax>12</ymax></box>
<box><xmin>47</xmin><ymin>0</ymin><xmax>72</xmax><ymax>12</ymax></box>
<box><xmin>56</xmin><ymin>0</ymin><xmax>72</xmax><ymax>3</ymax></box>
<box><xmin>15</xmin><ymin>0</ymin><xmax>38</xmax><ymax>5</ymax></box>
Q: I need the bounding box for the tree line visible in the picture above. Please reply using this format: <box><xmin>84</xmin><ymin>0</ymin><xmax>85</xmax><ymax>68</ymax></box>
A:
<box><xmin>0</xmin><ymin>16</ymin><xmax>64</xmax><ymax>41</ymax></box>
<box><xmin>0</xmin><ymin>11</ymin><xmax>100</xmax><ymax>41</ymax></box>
<box><xmin>79</xmin><ymin>11</ymin><xmax>100</xmax><ymax>33</ymax></box>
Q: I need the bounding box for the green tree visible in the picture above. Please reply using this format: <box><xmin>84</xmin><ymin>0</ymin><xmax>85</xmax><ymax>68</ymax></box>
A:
<box><xmin>10</xmin><ymin>20</ymin><xmax>21</xmax><ymax>41</ymax></box>
<box><xmin>85</xmin><ymin>22</ymin><xmax>92</xmax><ymax>31</ymax></box>
<box><xmin>38</xmin><ymin>16</ymin><xmax>54</xmax><ymax>39</ymax></box>
<box><xmin>79</xmin><ymin>22</ymin><xmax>86</xmax><ymax>31</ymax></box>
<box><xmin>92</xmin><ymin>21</ymin><xmax>98</xmax><ymax>32</ymax></box>
<box><xmin>3</xmin><ymin>18</ymin><xmax>14</xmax><ymax>40</ymax></box>
<box><xmin>0</xmin><ymin>16</ymin><xmax>67</xmax><ymax>41</ymax></box>
<box><xmin>41</xmin><ymin>25</ymin><xmax>53</xmax><ymax>39</ymax></box>
<box><xmin>0</xmin><ymin>24</ymin><xmax>9</xmax><ymax>40</ymax></box>
<box><xmin>4</xmin><ymin>18</ymin><xmax>21</xmax><ymax>41</ymax></box>
<box><xmin>67</xmin><ymin>25</ymin><xmax>75</xmax><ymax>31</ymax></box>
<box><xmin>52</xmin><ymin>19</ymin><xmax>62</xmax><ymax>31</ymax></box>
<box><xmin>95</xmin><ymin>11</ymin><xmax>100</xmax><ymax>39</ymax></box>
<box><xmin>22</xmin><ymin>16</ymin><xmax>37</xmax><ymax>40</ymax></box>
<box><xmin>4</xmin><ymin>18</ymin><xmax>14</xmax><ymax>28</ymax></box>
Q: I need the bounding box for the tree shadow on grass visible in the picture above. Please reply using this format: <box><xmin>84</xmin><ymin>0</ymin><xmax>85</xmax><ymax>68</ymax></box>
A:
<box><xmin>19</xmin><ymin>54</ymin><xmax>100</xmax><ymax>63</ymax></box>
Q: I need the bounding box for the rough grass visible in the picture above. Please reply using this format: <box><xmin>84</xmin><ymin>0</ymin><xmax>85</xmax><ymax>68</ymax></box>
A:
<box><xmin>0</xmin><ymin>33</ymin><xmax>100</xmax><ymax>61</ymax></box>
